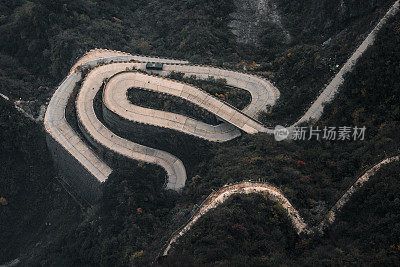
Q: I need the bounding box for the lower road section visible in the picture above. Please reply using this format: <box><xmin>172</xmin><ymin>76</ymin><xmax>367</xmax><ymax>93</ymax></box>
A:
<box><xmin>163</xmin><ymin>155</ymin><xmax>400</xmax><ymax>255</ymax></box>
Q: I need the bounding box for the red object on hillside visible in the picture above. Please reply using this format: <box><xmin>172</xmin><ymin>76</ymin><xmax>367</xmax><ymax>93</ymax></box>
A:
<box><xmin>297</xmin><ymin>161</ymin><xmax>306</xmax><ymax>168</ymax></box>
<box><xmin>137</xmin><ymin>208</ymin><xmax>143</xmax><ymax>214</ymax></box>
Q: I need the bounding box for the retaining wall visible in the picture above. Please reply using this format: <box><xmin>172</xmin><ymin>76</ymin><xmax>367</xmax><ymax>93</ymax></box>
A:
<box><xmin>46</xmin><ymin>134</ymin><xmax>103</xmax><ymax>203</ymax></box>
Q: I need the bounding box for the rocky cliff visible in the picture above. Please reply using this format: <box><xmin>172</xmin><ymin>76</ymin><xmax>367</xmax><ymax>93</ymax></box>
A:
<box><xmin>230</xmin><ymin>0</ymin><xmax>392</xmax><ymax>45</ymax></box>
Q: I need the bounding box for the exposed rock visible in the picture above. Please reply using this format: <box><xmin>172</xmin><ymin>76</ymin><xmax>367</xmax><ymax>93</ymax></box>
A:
<box><xmin>230</xmin><ymin>0</ymin><xmax>390</xmax><ymax>47</ymax></box>
<box><xmin>229</xmin><ymin>0</ymin><xmax>291</xmax><ymax>45</ymax></box>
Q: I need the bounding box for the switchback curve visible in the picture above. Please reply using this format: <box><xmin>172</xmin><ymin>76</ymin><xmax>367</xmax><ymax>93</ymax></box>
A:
<box><xmin>44</xmin><ymin>0</ymin><xmax>399</xmax><ymax>209</ymax></box>
<box><xmin>45</xmin><ymin>49</ymin><xmax>279</xmax><ymax>197</ymax></box>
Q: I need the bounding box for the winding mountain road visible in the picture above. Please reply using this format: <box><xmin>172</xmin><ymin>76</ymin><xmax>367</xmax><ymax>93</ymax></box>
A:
<box><xmin>43</xmin><ymin>0</ymin><xmax>400</xmax><ymax>254</ymax></box>
<box><xmin>45</xmin><ymin>0</ymin><xmax>399</xmax><ymax>194</ymax></box>
<box><xmin>46</xmin><ymin>51</ymin><xmax>279</xmax><ymax>192</ymax></box>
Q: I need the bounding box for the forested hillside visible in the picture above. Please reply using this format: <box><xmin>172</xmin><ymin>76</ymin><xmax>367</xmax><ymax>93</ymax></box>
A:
<box><xmin>164</xmin><ymin>11</ymin><xmax>400</xmax><ymax>265</ymax></box>
<box><xmin>0</xmin><ymin>99</ymin><xmax>82</xmax><ymax>263</ymax></box>
<box><xmin>0</xmin><ymin>0</ymin><xmax>399</xmax><ymax>266</ymax></box>
<box><xmin>0</xmin><ymin>0</ymin><xmax>236</xmax><ymax>87</ymax></box>
<box><xmin>166</xmin><ymin>163</ymin><xmax>400</xmax><ymax>266</ymax></box>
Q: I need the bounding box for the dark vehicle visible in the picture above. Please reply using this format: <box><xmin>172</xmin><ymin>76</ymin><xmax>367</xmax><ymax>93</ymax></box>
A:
<box><xmin>146</xmin><ymin>62</ymin><xmax>164</xmax><ymax>70</ymax></box>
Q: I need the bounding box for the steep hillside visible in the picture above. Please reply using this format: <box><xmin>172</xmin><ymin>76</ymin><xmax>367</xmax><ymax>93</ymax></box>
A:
<box><xmin>162</xmin><ymin>11</ymin><xmax>400</xmax><ymax>265</ymax></box>
<box><xmin>0</xmin><ymin>99</ymin><xmax>82</xmax><ymax>263</ymax></box>
<box><xmin>230</xmin><ymin>0</ymin><xmax>391</xmax><ymax>47</ymax></box>
<box><xmin>254</xmin><ymin>0</ymin><xmax>395</xmax><ymax>126</ymax></box>
<box><xmin>0</xmin><ymin>0</ymin><xmax>236</xmax><ymax>85</ymax></box>
<box><xmin>0</xmin><ymin>0</ymin><xmax>399</xmax><ymax>266</ymax></box>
